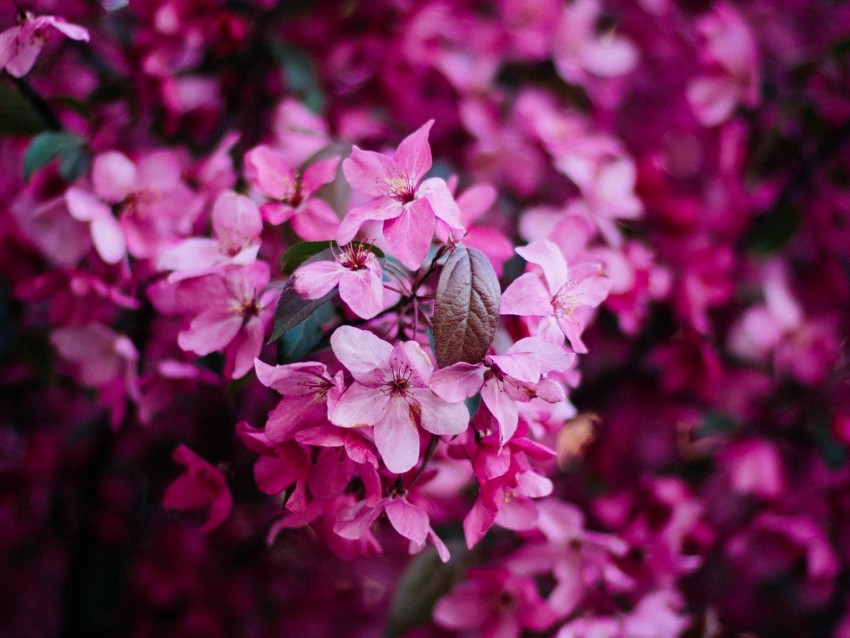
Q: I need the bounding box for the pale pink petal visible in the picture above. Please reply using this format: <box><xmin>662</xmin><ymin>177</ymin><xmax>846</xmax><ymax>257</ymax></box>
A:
<box><xmin>261</xmin><ymin>201</ymin><xmax>297</xmax><ymax>225</ymax></box>
<box><xmin>429</xmin><ymin>363</ymin><xmax>486</xmax><ymax>402</ymax></box>
<box><xmin>330</xmin><ymin>326</ymin><xmax>393</xmax><ymax>383</ymax></box>
<box><xmin>687</xmin><ymin>75</ymin><xmax>738</xmax><ymax>127</ymax></box>
<box><xmin>338</xmin><ymin>261</ymin><xmax>384</xmax><ymax>319</ymax></box>
<box><xmin>293</xmin><ymin>260</ymin><xmax>345</xmax><ymax>299</ymax></box>
<box><xmin>300</xmin><ymin>156</ymin><xmax>341</xmax><ymax>195</ymax></box>
<box><xmin>291</xmin><ymin>199</ymin><xmax>340</xmax><ymax>241</ymax></box>
<box><xmin>333</xmin><ymin>500</ymin><xmax>382</xmax><ymax>539</ymax></box>
<box><xmin>212</xmin><ymin>191</ymin><xmax>262</xmax><ymax>253</ymax></box>
<box><xmin>578</xmin><ymin>35</ymin><xmax>639</xmax><ymax>77</ymax></box>
<box><xmin>65</xmin><ymin>187</ymin><xmax>112</xmax><ymax>222</ymax></box>
<box><xmin>343</xmin><ymin>147</ymin><xmax>395</xmax><ymax>196</ymax></box>
<box><xmin>337</xmin><ymin>198</ymin><xmax>402</xmax><ymax>245</ymax></box>
<box><xmin>383</xmin><ymin>197</ymin><xmax>436</xmax><ymax>270</ymax></box>
<box><xmin>93</xmin><ymin>151</ymin><xmax>138</xmax><ymax>203</ymax></box>
<box><xmin>178</xmin><ymin>309</ymin><xmax>243</xmax><ymax>355</ymax></box>
<box><xmin>394</xmin><ymin>119</ymin><xmax>434</xmax><ymax>183</ymax></box>
<box><xmin>0</xmin><ymin>27</ymin><xmax>22</xmax><ymax>72</ymax></box>
<box><xmin>374</xmin><ymin>398</ymin><xmax>421</xmax><ymax>473</ymax></box>
<box><xmin>412</xmin><ymin>388</ymin><xmax>469</xmax><ymax>436</ymax></box>
<box><xmin>228</xmin><ymin>317</ymin><xmax>263</xmax><ymax>379</ymax></box>
<box><xmin>384</xmin><ymin>498</ymin><xmax>429</xmax><ymax>544</ymax></box>
<box><xmin>4</xmin><ymin>35</ymin><xmax>40</xmax><ymax>77</ymax></box>
<box><xmin>481</xmin><ymin>378</ymin><xmax>519</xmax><ymax>446</ymax></box>
<box><xmin>90</xmin><ymin>215</ymin><xmax>127</xmax><ymax>264</ymax></box>
<box><xmin>516</xmin><ymin>240</ymin><xmax>568</xmax><ymax>293</ymax></box>
<box><xmin>329</xmin><ymin>382</ymin><xmax>389</xmax><ymax>428</ymax></box>
<box><xmin>500</xmin><ymin>273</ymin><xmax>553</xmax><ymax>317</ymax></box>
<box><xmin>44</xmin><ymin>17</ymin><xmax>90</xmax><ymax>41</ymax></box>
<box><xmin>418</xmin><ymin>177</ymin><xmax>463</xmax><ymax>230</ymax></box>
<box><xmin>456</xmin><ymin>183</ymin><xmax>497</xmax><ymax>223</ymax></box>
<box><xmin>265</xmin><ymin>395</ymin><xmax>326</xmax><ymax>443</ymax></box>
<box><xmin>244</xmin><ymin>145</ymin><xmax>297</xmax><ymax>200</ymax></box>
<box><xmin>157</xmin><ymin>238</ymin><xmax>224</xmax><ymax>274</ymax></box>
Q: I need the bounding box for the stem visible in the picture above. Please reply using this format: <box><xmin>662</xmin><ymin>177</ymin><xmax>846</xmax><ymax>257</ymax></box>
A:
<box><xmin>406</xmin><ymin>433</ymin><xmax>439</xmax><ymax>490</ymax></box>
<box><xmin>9</xmin><ymin>74</ymin><xmax>62</xmax><ymax>130</ymax></box>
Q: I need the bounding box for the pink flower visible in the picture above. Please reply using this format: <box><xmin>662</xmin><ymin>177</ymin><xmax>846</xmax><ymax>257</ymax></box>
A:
<box><xmin>328</xmin><ymin>326</ymin><xmax>469</xmax><ymax>474</ymax></box>
<box><xmin>163</xmin><ymin>444</ymin><xmax>232</xmax><ymax>532</ymax></box>
<box><xmin>431</xmin><ymin>337</ymin><xmax>573</xmax><ymax>447</ymax></box>
<box><xmin>686</xmin><ymin>3</ymin><xmax>760</xmax><ymax>126</ymax></box>
<box><xmin>434</xmin><ymin>567</ymin><xmax>558</xmax><ymax>638</ymax></box>
<box><xmin>501</xmin><ymin>240</ymin><xmax>610</xmax><ymax>353</ymax></box>
<box><xmin>0</xmin><ymin>12</ymin><xmax>89</xmax><ymax>78</ymax></box>
<box><xmin>174</xmin><ymin>263</ymin><xmax>279</xmax><ymax>379</ymax></box>
<box><xmin>244</xmin><ymin>145</ymin><xmax>341</xmax><ymax>240</ymax></box>
<box><xmin>334</xmin><ymin>492</ymin><xmax>450</xmax><ymax>561</ymax></box>
<box><xmin>254</xmin><ymin>359</ymin><xmax>344</xmax><ymax>444</ymax></box>
<box><xmin>292</xmin><ymin>243</ymin><xmax>384</xmax><ymax>319</ymax></box>
<box><xmin>552</xmin><ymin>0</ymin><xmax>638</xmax><ymax>85</ymax></box>
<box><xmin>66</xmin><ymin>150</ymin><xmax>203</xmax><ymax>262</ymax></box>
<box><xmin>339</xmin><ymin>120</ymin><xmax>463</xmax><ymax>270</ymax></box>
<box><xmin>157</xmin><ymin>191</ymin><xmax>262</xmax><ymax>281</ymax></box>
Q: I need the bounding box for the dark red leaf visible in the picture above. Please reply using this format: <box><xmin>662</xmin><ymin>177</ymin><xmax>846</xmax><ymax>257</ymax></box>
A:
<box><xmin>433</xmin><ymin>246</ymin><xmax>500</xmax><ymax>368</ymax></box>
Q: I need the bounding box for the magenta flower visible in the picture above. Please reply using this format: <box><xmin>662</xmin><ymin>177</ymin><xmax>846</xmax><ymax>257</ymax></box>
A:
<box><xmin>338</xmin><ymin>120</ymin><xmax>463</xmax><ymax>270</ymax></box>
<box><xmin>0</xmin><ymin>12</ymin><xmax>89</xmax><ymax>78</ymax></box>
<box><xmin>328</xmin><ymin>326</ymin><xmax>469</xmax><ymax>474</ymax></box>
<box><xmin>244</xmin><ymin>145</ymin><xmax>340</xmax><ymax>240</ymax></box>
<box><xmin>292</xmin><ymin>243</ymin><xmax>384</xmax><ymax>319</ymax></box>
<box><xmin>163</xmin><ymin>444</ymin><xmax>233</xmax><ymax>533</ymax></box>
<box><xmin>501</xmin><ymin>240</ymin><xmax>610</xmax><ymax>353</ymax></box>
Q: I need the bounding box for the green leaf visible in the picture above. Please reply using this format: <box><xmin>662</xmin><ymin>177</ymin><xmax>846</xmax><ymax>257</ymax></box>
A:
<box><xmin>743</xmin><ymin>202</ymin><xmax>800</xmax><ymax>254</ymax></box>
<box><xmin>279</xmin><ymin>241</ymin><xmax>334</xmax><ymax>274</ymax></box>
<box><xmin>277</xmin><ymin>298</ymin><xmax>335</xmax><ymax>363</ymax></box>
<box><xmin>59</xmin><ymin>146</ymin><xmax>91</xmax><ymax>183</ymax></box>
<box><xmin>24</xmin><ymin>131</ymin><xmax>86</xmax><ymax>182</ymax></box>
<box><xmin>270</xmin><ymin>42</ymin><xmax>326</xmax><ymax>113</ymax></box>
<box><xmin>0</xmin><ymin>84</ymin><xmax>47</xmax><ymax>135</ymax></box>
<box><xmin>385</xmin><ymin>541</ymin><xmax>468</xmax><ymax>638</ymax></box>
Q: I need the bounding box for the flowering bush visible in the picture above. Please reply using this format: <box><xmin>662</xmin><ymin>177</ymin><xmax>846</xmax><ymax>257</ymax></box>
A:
<box><xmin>2</xmin><ymin>1</ymin><xmax>850</xmax><ymax>636</ymax></box>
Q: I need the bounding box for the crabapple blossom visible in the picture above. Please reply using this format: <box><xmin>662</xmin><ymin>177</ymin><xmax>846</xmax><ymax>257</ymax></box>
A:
<box><xmin>292</xmin><ymin>242</ymin><xmax>385</xmax><ymax>319</ymax></box>
<box><xmin>0</xmin><ymin>12</ymin><xmax>89</xmax><ymax>78</ymax></box>
<box><xmin>244</xmin><ymin>146</ymin><xmax>341</xmax><ymax>240</ymax></box>
<box><xmin>338</xmin><ymin>119</ymin><xmax>464</xmax><ymax>270</ymax></box>
<box><xmin>328</xmin><ymin>326</ymin><xmax>469</xmax><ymax>474</ymax></box>
<box><xmin>501</xmin><ymin>239</ymin><xmax>611</xmax><ymax>353</ymax></box>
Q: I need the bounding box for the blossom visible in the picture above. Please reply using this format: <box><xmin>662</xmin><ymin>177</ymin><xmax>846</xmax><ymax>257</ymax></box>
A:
<box><xmin>292</xmin><ymin>242</ymin><xmax>384</xmax><ymax>319</ymax></box>
<box><xmin>686</xmin><ymin>3</ymin><xmax>760</xmax><ymax>126</ymax></box>
<box><xmin>501</xmin><ymin>240</ymin><xmax>610</xmax><ymax>353</ymax></box>
<box><xmin>0</xmin><ymin>13</ymin><xmax>89</xmax><ymax>78</ymax></box>
<box><xmin>254</xmin><ymin>359</ymin><xmax>344</xmax><ymax>443</ymax></box>
<box><xmin>434</xmin><ymin>567</ymin><xmax>558</xmax><ymax>638</ymax></box>
<box><xmin>174</xmin><ymin>262</ymin><xmax>279</xmax><ymax>379</ymax></box>
<box><xmin>431</xmin><ymin>336</ymin><xmax>573</xmax><ymax>446</ymax></box>
<box><xmin>328</xmin><ymin>326</ymin><xmax>469</xmax><ymax>473</ymax></box>
<box><xmin>338</xmin><ymin>120</ymin><xmax>463</xmax><ymax>270</ymax></box>
<box><xmin>244</xmin><ymin>146</ymin><xmax>341</xmax><ymax>240</ymax></box>
<box><xmin>157</xmin><ymin>191</ymin><xmax>262</xmax><ymax>281</ymax></box>
<box><xmin>163</xmin><ymin>444</ymin><xmax>232</xmax><ymax>532</ymax></box>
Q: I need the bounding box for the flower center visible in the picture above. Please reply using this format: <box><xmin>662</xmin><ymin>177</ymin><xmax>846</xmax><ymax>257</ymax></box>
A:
<box><xmin>337</xmin><ymin>243</ymin><xmax>373</xmax><ymax>270</ymax></box>
<box><xmin>384</xmin><ymin>172</ymin><xmax>416</xmax><ymax>203</ymax></box>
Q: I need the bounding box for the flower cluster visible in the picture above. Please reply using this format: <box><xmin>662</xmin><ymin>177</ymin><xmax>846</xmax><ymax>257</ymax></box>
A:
<box><xmin>2</xmin><ymin>1</ymin><xmax>850</xmax><ymax>636</ymax></box>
